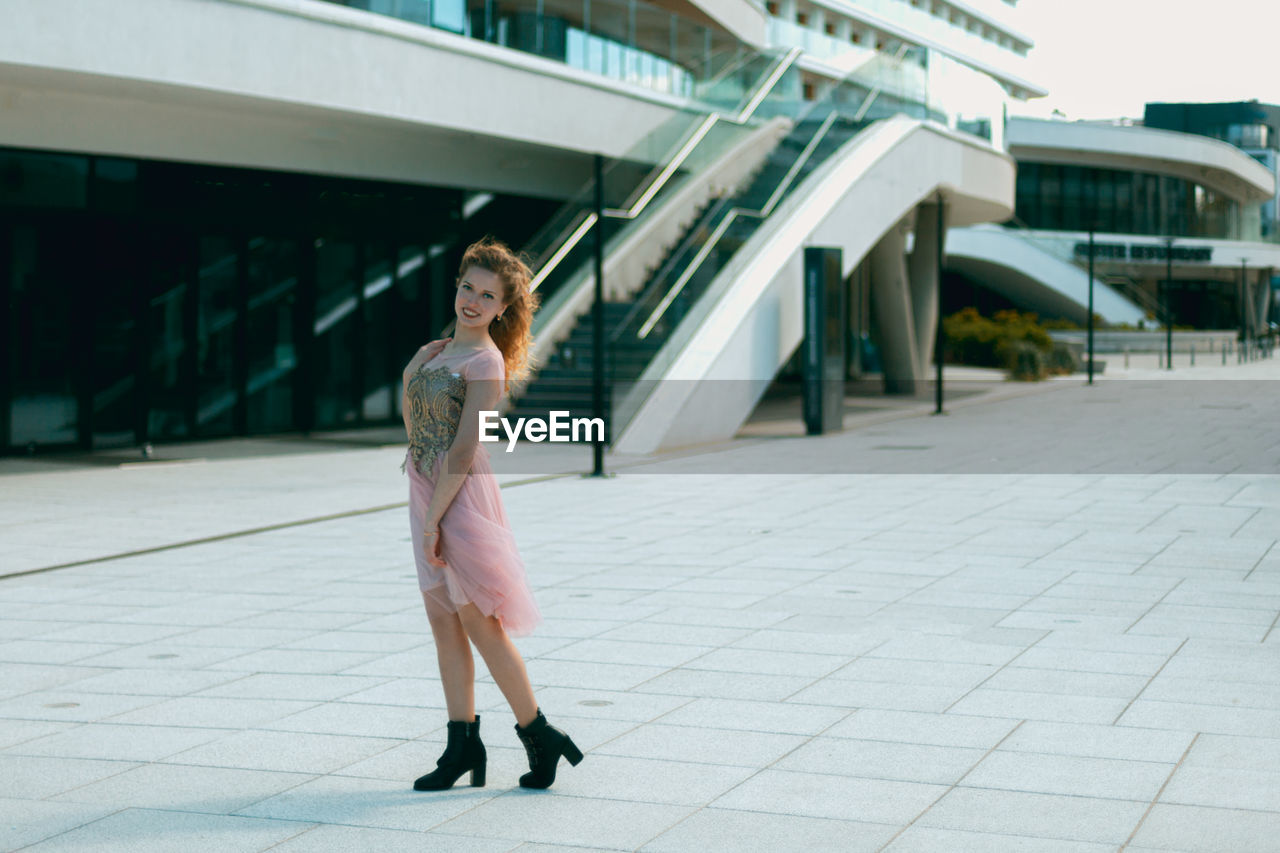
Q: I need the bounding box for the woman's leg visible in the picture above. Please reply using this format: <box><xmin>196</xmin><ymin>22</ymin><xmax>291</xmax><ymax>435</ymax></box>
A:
<box><xmin>456</xmin><ymin>603</ymin><xmax>538</xmax><ymax>727</ymax></box>
<box><xmin>422</xmin><ymin>591</ymin><xmax>475</xmax><ymax>721</ymax></box>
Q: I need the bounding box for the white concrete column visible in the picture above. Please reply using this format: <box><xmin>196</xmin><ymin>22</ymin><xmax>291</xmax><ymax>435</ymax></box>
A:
<box><xmin>908</xmin><ymin>201</ymin><xmax>945</xmax><ymax>370</ymax></box>
<box><xmin>869</xmin><ymin>219</ymin><xmax>921</xmax><ymax>392</ymax></box>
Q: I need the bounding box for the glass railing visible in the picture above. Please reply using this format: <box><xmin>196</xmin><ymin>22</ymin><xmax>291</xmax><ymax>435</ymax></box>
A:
<box><xmin>327</xmin><ymin>0</ymin><xmax>753</xmax><ymax>103</ymax></box>
<box><xmin>523</xmin><ymin>48</ymin><xmax>798</xmax><ymax>316</ymax></box>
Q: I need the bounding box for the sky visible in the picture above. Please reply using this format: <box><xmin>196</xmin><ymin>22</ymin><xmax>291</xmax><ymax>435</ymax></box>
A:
<box><xmin>1009</xmin><ymin>0</ymin><xmax>1279</xmax><ymax>121</ymax></box>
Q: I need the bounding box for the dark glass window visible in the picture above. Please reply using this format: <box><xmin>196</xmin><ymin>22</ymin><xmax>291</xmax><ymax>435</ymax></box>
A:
<box><xmin>246</xmin><ymin>237</ymin><xmax>300</xmax><ymax>433</ymax></box>
<box><xmin>7</xmin><ymin>225</ymin><xmax>80</xmax><ymax>446</ymax></box>
<box><xmin>0</xmin><ymin>152</ymin><xmax>88</xmax><ymax>209</ymax></box>
<box><xmin>196</xmin><ymin>236</ymin><xmax>240</xmax><ymax>437</ymax></box>
<box><xmin>313</xmin><ymin>238</ymin><xmax>360</xmax><ymax>429</ymax></box>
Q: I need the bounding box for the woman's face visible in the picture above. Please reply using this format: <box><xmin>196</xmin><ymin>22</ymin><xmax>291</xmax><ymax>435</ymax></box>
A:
<box><xmin>454</xmin><ymin>266</ymin><xmax>507</xmax><ymax>331</ymax></box>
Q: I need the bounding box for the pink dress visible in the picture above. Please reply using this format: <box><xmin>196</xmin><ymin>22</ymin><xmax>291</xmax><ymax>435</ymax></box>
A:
<box><xmin>403</xmin><ymin>347</ymin><xmax>541</xmax><ymax>636</ymax></box>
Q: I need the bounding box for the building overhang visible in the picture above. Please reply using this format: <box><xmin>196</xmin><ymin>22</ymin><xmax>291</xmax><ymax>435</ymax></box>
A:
<box><xmin>1009</xmin><ymin>118</ymin><xmax>1276</xmax><ymax>204</ymax></box>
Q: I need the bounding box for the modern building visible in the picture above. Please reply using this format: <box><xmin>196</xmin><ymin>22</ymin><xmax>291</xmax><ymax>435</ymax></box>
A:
<box><xmin>945</xmin><ymin>115</ymin><xmax>1278</xmax><ymax>335</ymax></box>
<box><xmin>1</xmin><ymin>0</ymin><xmax>1041</xmax><ymax>455</ymax></box>
<box><xmin>1145</xmin><ymin>101</ymin><xmax>1280</xmax><ymax>240</ymax></box>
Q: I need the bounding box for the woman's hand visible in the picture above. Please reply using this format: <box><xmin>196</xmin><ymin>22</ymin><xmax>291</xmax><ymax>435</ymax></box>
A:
<box><xmin>423</xmin><ymin>524</ymin><xmax>447</xmax><ymax>567</ymax></box>
<box><xmin>420</xmin><ymin>337</ymin><xmax>451</xmax><ymax>362</ymax></box>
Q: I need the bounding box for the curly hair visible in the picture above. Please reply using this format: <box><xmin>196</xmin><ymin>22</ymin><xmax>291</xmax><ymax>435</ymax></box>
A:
<box><xmin>457</xmin><ymin>237</ymin><xmax>539</xmax><ymax>389</ymax></box>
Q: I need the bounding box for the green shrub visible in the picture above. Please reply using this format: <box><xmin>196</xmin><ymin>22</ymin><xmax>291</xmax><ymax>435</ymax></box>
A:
<box><xmin>997</xmin><ymin>339</ymin><xmax>1046</xmax><ymax>380</ymax></box>
<box><xmin>1047</xmin><ymin>341</ymin><xmax>1081</xmax><ymax>375</ymax></box>
<box><xmin>943</xmin><ymin>308</ymin><xmax>1055</xmax><ymax>379</ymax></box>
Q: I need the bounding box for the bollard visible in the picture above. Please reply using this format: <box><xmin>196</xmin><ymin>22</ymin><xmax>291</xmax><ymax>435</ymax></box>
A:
<box><xmin>1223</xmin><ymin>345</ymin><xmax>1228</xmax><ymax>365</ymax></box>
<box><xmin>1124</xmin><ymin>347</ymin><xmax>1130</xmax><ymax>369</ymax></box>
<box><xmin>1158</xmin><ymin>351</ymin><xmax>1163</xmax><ymax>369</ymax></box>
<box><xmin>1190</xmin><ymin>344</ymin><xmax>1195</xmax><ymax>366</ymax></box>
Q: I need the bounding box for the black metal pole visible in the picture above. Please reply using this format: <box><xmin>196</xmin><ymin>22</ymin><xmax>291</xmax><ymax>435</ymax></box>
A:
<box><xmin>1164</xmin><ymin>237</ymin><xmax>1173</xmax><ymax>371</ymax></box>
<box><xmin>934</xmin><ymin>197</ymin><xmax>945</xmax><ymax>415</ymax></box>
<box><xmin>592</xmin><ymin>153</ymin><xmax>606</xmax><ymax>477</ymax></box>
<box><xmin>1241</xmin><ymin>258</ymin><xmax>1249</xmax><ymax>362</ymax></box>
<box><xmin>1087</xmin><ymin>229</ymin><xmax>1095</xmax><ymax>385</ymax></box>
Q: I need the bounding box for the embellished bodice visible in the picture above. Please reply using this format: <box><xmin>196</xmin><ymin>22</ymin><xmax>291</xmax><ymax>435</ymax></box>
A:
<box><xmin>402</xmin><ymin>364</ymin><xmax>467</xmax><ymax>476</ymax></box>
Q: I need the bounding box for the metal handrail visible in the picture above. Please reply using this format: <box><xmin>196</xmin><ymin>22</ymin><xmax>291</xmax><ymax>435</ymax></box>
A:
<box><xmin>528</xmin><ymin>47</ymin><xmax>802</xmax><ymax>292</ymax></box>
<box><xmin>636</xmin><ymin>109</ymin><xmax>839</xmax><ymax>339</ymax></box>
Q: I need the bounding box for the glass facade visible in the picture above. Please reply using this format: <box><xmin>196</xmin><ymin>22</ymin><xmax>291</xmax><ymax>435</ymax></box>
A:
<box><xmin>0</xmin><ymin>146</ymin><xmax>557</xmax><ymax>454</ymax></box>
<box><xmin>1015</xmin><ymin>162</ymin><xmax>1242</xmax><ymax>239</ymax></box>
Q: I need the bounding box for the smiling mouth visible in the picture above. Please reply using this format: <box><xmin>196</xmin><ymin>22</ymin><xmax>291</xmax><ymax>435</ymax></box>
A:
<box><xmin>461</xmin><ymin>308</ymin><xmax>481</xmax><ymax>319</ymax></box>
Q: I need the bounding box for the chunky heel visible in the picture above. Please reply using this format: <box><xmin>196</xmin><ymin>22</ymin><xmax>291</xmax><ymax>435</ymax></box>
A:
<box><xmin>515</xmin><ymin>709</ymin><xmax>585</xmax><ymax>789</ymax></box>
<box><xmin>413</xmin><ymin>716</ymin><xmax>487</xmax><ymax>792</ymax></box>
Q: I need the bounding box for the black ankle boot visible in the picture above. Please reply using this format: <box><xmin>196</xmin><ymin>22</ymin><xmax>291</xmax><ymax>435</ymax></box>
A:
<box><xmin>413</xmin><ymin>716</ymin><xmax>486</xmax><ymax>791</ymax></box>
<box><xmin>514</xmin><ymin>709</ymin><xmax>583</xmax><ymax>789</ymax></box>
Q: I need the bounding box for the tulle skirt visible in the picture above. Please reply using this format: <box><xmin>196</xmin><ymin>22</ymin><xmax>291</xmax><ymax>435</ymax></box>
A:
<box><xmin>406</xmin><ymin>447</ymin><xmax>541</xmax><ymax>636</ymax></box>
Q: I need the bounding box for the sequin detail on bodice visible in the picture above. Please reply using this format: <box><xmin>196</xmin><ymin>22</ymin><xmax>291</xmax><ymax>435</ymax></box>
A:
<box><xmin>402</xmin><ymin>364</ymin><xmax>467</xmax><ymax>475</ymax></box>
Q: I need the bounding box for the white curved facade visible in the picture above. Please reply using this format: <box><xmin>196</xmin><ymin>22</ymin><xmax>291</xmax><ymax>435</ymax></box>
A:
<box><xmin>950</xmin><ymin>117</ymin><xmax>1280</xmax><ymax>334</ymax></box>
<box><xmin>0</xmin><ymin>0</ymin><xmax>695</xmax><ymax>196</ymax></box>
<box><xmin>1008</xmin><ymin>118</ymin><xmax>1275</xmax><ymax>204</ymax></box>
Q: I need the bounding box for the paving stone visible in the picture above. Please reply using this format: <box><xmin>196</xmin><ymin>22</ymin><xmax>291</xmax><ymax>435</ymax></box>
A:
<box><xmin>916</xmin><ymin>787</ymin><xmax>1147</xmax><ymax>844</ymax></box>
<box><xmin>642</xmin><ymin>808</ymin><xmax>897</xmax><ymax>853</ymax></box>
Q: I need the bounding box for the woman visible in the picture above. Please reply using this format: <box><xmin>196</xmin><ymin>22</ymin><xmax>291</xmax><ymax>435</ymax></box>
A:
<box><xmin>402</xmin><ymin>237</ymin><xmax>582</xmax><ymax>791</ymax></box>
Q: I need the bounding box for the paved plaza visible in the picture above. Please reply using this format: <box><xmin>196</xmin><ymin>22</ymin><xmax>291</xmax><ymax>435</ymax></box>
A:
<box><xmin>2</xmin><ymin>357</ymin><xmax>1280</xmax><ymax>852</ymax></box>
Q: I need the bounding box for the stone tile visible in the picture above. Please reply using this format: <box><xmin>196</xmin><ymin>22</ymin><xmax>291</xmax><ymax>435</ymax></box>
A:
<box><xmin>948</xmin><ymin>689</ymin><xmax>1128</xmax><ymax>724</ymax></box>
<box><xmin>595</xmin><ymin>622</ymin><xmax>751</xmax><ymax>648</ymax></box>
<box><xmin>437</xmin><ymin>793</ymin><xmax>696</xmax><ymax>849</ymax></box>
<box><xmin>166</xmin><ymin>729</ymin><xmax>401</xmax><ymax>774</ymax></box>
<box><xmin>0</xmin><ymin>754</ymin><xmax>139</xmax><ymax>800</ymax></box>
<box><xmin>916</xmin><ymin>787</ymin><xmax>1147</xmax><ymax>844</ymax></box>
<box><xmin>885</xmin><ymin>826</ymin><xmax>1116</xmax><ymax>852</ymax></box>
<box><xmin>0</xmin><ymin>798</ymin><xmax>119</xmax><ymax>851</ymax></box>
<box><xmin>1009</xmin><ymin>646</ymin><xmax>1169</xmax><ymax>675</ymax></box>
<box><xmin>61</xmin><ymin>668</ymin><xmax>244</xmax><ymax>697</ymax></box>
<box><xmin>9</xmin><ymin>723</ymin><xmax>224</xmax><ymax>762</ymax></box>
<box><xmin>1002</xmin><ymin>721</ymin><xmax>1194</xmax><ymax>763</ymax></box>
<box><xmin>271</xmin><ymin>825</ymin><xmax>516</xmax><ymax>853</ymax></box>
<box><xmin>1160</xmin><ymin>765</ymin><xmax>1280</xmax><ymax>812</ymax></box>
<box><xmin>1129</xmin><ymin>803</ymin><xmax>1280</xmax><ymax>853</ymax></box>
<box><xmin>541</xmin><ymin>638</ymin><xmax>715</xmax><ymax>667</ymax></box>
<box><xmin>238</xmin><ymin>773</ymin><xmax>502</xmax><ymax>831</ymax></box>
<box><xmin>962</xmin><ymin>751</ymin><xmax>1172</xmax><ymax>800</ymax></box>
<box><xmin>830</xmin><ymin>657</ymin><xmax>997</xmax><ymax>688</ymax></box>
<box><xmin>261</xmin><ymin>701</ymin><xmax>435</xmax><ymax>739</ymax></box>
<box><xmin>680</xmin><ymin>647</ymin><xmax>849</xmax><ymax>678</ymax></box>
<box><xmin>631</xmin><ymin>669</ymin><xmax>814</xmax><ymax>701</ymax></box>
<box><xmin>1118</xmin><ymin>700</ymin><xmax>1280</xmax><ymax>737</ymax></box>
<box><xmin>17</xmin><ymin>807</ymin><xmax>312</xmax><ymax>853</ymax></box>
<box><xmin>826</xmin><ymin>709</ymin><xmax>1017</xmax><ymax>748</ymax></box>
<box><xmin>49</xmin><ymin>762</ymin><xmax>313</xmax><ymax>813</ymax></box>
<box><xmin>788</xmin><ymin>678</ymin><xmax>968</xmax><ymax>712</ymax></box>
<box><xmin>0</xmin><ymin>689</ymin><xmax>170</xmax><ymax>724</ymax></box>
<box><xmin>777</xmin><ymin>737</ymin><xmax>984</xmax><ymax>784</ymax></box>
<box><xmin>523</xmin><ymin>659</ymin><xmax>669</xmax><ymax>691</ymax></box>
<box><xmin>205</xmin><ymin>648</ymin><xmax>384</xmax><ymax>674</ymax></box>
<box><xmin>105</xmin><ymin>696</ymin><xmax>318</xmax><ymax>729</ymax></box>
<box><xmin>1185</xmin><ymin>733</ymin><xmax>1280</xmax><ymax>771</ymax></box>
<box><xmin>981</xmin><ymin>667</ymin><xmax>1148</xmax><ymax>699</ymax></box>
<box><xmin>657</xmin><ymin>697</ymin><xmax>848</xmax><ymax>735</ymax></box>
<box><xmin>711</xmin><ymin>769</ymin><xmax>947</xmax><ymax>824</ymax></box>
<box><xmin>593</xmin><ymin>723</ymin><xmax>804</xmax><ymax>768</ymax></box>
<box><xmin>1141</xmin><ymin>676</ymin><xmax>1280</xmax><ymax>710</ymax></box>
<box><xmin>642</xmin><ymin>808</ymin><xmax>897</xmax><ymax>853</ymax></box>
<box><xmin>194</xmin><ymin>672</ymin><xmax>392</xmax><ymax>702</ymax></box>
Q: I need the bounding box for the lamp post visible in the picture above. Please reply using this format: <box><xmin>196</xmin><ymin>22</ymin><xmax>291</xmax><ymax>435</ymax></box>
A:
<box><xmin>1240</xmin><ymin>258</ymin><xmax>1249</xmax><ymax>363</ymax></box>
<box><xmin>591</xmin><ymin>153</ymin><xmax>605</xmax><ymax>477</ymax></box>
<box><xmin>1086</xmin><ymin>228</ymin><xmax>1095</xmax><ymax>385</ymax></box>
<box><xmin>935</xmin><ymin>196</ymin><xmax>945</xmax><ymax>415</ymax></box>
<box><xmin>1164</xmin><ymin>237</ymin><xmax>1174</xmax><ymax>371</ymax></box>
